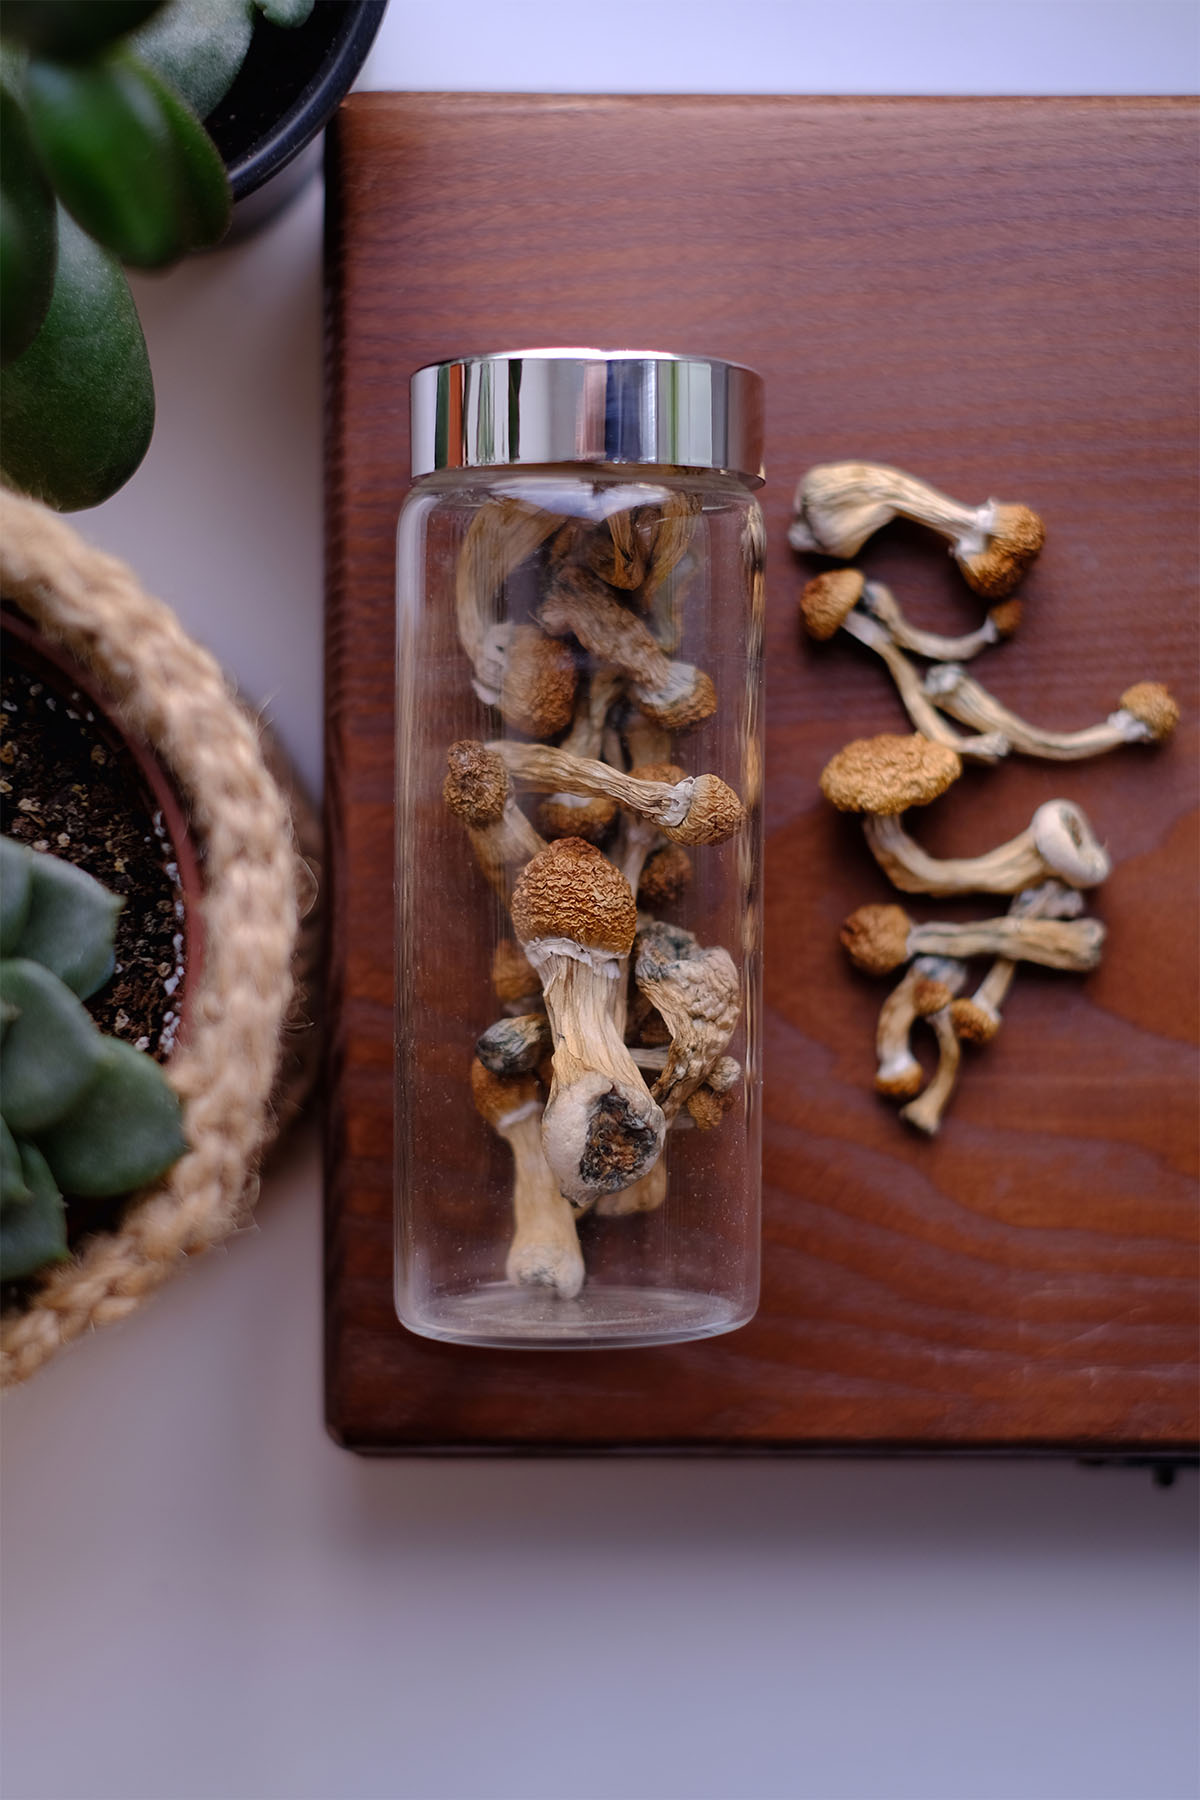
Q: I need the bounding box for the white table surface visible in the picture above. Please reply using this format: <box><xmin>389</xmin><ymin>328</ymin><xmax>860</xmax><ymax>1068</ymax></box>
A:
<box><xmin>2</xmin><ymin>7</ymin><xmax>1198</xmax><ymax>1799</ymax></box>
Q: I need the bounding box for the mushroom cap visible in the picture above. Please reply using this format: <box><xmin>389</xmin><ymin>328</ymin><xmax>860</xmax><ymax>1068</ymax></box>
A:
<box><xmin>875</xmin><ymin>1065</ymin><xmax>924</xmax><ymax>1099</ymax></box>
<box><xmin>470</xmin><ymin>1057</ymin><xmax>540</xmax><ymax>1127</ymax></box>
<box><xmin>475</xmin><ymin>1012</ymin><xmax>552</xmax><ymax>1077</ymax></box>
<box><xmin>1119</xmin><ymin>681</ymin><xmax>1179</xmax><ymax>741</ymax></box>
<box><xmin>912</xmin><ymin>978</ymin><xmax>953</xmax><ymax>1017</ymax></box>
<box><xmin>510</xmin><ymin>837</ymin><xmax>637</xmax><ymax>954</ymax></box>
<box><xmin>820</xmin><ymin>733</ymin><xmax>962</xmax><ymax>815</ymax></box>
<box><xmin>987</xmin><ymin>598</ymin><xmax>1023</xmax><ymax>639</ymax></box>
<box><xmin>635</xmin><ymin>664</ymin><xmax>718</xmax><ymax>731</ymax></box>
<box><xmin>492</xmin><ymin>937</ymin><xmax>539</xmax><ymax>1004</ymax></box>
<box><xmin>444</xmin><ymin>740</ymin><xmax>509</xmax><ymax>825</ymax></box>
<box><xmin>685</xmin><ymin>1086</ymin><xmax>728</xmax><ymax>1130</ymax></box>
<box><xmin>500</xmin><ymin>625</ymin><xmax>578</xmax><ymax>737</ymax></box>
<box><xmin>1030</xmin><ymin>800</ymin><xmax>1110</xmax><ymax>889</ymax></box>
<box><xmin>663</xmin><ymin>772</ymin><xmax>746</xmax><ymax>845</ymax></box>
<box><xmin>638</xmin><ymin>842</ymin><xmax>693</xmax><ymax>910</ymax></box>
<box><xmin>537</xmin><ymin>792</ymin><xmax>618</xmax><ymax>843</ymax></box>
<box><xmin>841</xmin><ymin>904</ymin><xmax>913</xmax><ymax>975</ymax></box>
<box><xmin>630</xmin><ymin>761</ymin><xmax>685</xmax><ymax>788</ymax></box>
<box><xmin>799</xmin><ymin>569</ymin><xmax>865</xmax><ymax>640</ymax></box>
<box><xmin>958</xmin><ymin>503</ymin><xmax>1045</xmax><ymax>598</ymax></box>
<box><xmin>950</xmin><ymin>997</ymin><xmax>1000</xmax><ymax>1045</ymax></box>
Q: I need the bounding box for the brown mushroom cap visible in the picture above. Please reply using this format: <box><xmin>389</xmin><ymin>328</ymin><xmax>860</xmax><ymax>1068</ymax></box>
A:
<box><xmin>444</xmin><ymin>740</ymin><xmax>509</xmax><ymax>825</ymax></box>
<box><xmin>664</xmin><ymin>772</ymin><xmax>746</xmax><ymax>845</ymax></box>
<box><xmin>799</xmin><ymin>569</ymin><xmax>865</xmax><ymax>641</ymax></box>
<box><xmin>638</xmin><ymin>667</ymin><xmax>718</xmax><ymax>732</ymax></box>
<box><xmin>511</xmin><ymin>837</ymin><xmax>637</xmax><ymax>953</ymax></box>
<box><xmin>470</xmin><ymin>1057</ymin><xmax>540</xmax><ymax>1126</ymax></box>
<box><xmin>959</xmin><ymin>503</ymin><xmax>1045</xmax><ymax>598</ymax></box>
<box><xmin>987</xmin><ymin>599</ymin><xmax>1023</xmax><ymax>639</ymax></box>
<box><xmin>820</xmin><ymin>733</ymin><xmax>962</xmax><ymax>815</ymax></box>
<box><xmin>875</xmin><ymin>1066</ymin><xmax>924</xmax><ymax>1100</ymax></box>
<box><xmin>537</xmin><ymin>794</ymin><xmax>618</xmax><ymax>843</ymax></box>
<box><xmin>630</xmin><ymin>760</ymin><xmax>685</xmax><ymax>789</ymax></box>
<box><xmin>913</xmin><ymin>978</ymin><xmax>953</xmax><ymax>1017</ymax></box>
<box><xmin>840</xmin><ymin>904</ymin><xmax>913</xmax><ymax>975</ymax></box>
<box><xmin>1120</xmin><ymin>681</ymin><xmax>1179</xmax><ymax>741</ymax></box>
<box><xmin>500</xmin><ymin>625</ymin><xmax>578</xmax><ymax>738</ymax></box>
<box><xmin>950</xmin><ymin>997</ymin><xmax>1000</xmax><ymax>1045</ymax></box>
<box><xmin>638</xmin><ymin>842</ymin><xmax>693</xmax><ymax>910</ymax></box>
<box><xmin>492</xmin><ymin>938</ymin><xmax>539</xmax><ymax>1004</ymax></box>
<box><xmin>686</xmin><ymin>1086</ymin><xmax>729</xmax><ymax>1130</ymax></box>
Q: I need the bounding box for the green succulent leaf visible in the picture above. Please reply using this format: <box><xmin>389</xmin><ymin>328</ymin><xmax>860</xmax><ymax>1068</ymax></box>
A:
<box><xmin>128</xmin><ymin>0</ymin><xmax>254</xmax><ymax>120</ymax></box>
<box><xmin>24</xmin><ymin>49</ymin><xmax>231</xmax><ymax>268</ymax></box>
<box><xmin>1</xmin><ymin>1114</ymin><xmax>31</xmax><ymax>1207</ymax></box>
<box><xmin>253</xmin><ymin>0</ymin><xmax>314</xmax><ymax>27</ymax></box>
<box><xmin>0</xmin><ymin>1140</ymin><xmax>68</xmax><ymax>1281</ymax></box>
<box><xmin>0</xmin><ymin>204</ymin><xmax>154</xmax><ymax>510</ymax></box>
<box><xmin>0</xmin><ymin>956</ymin><xmax>107</xmax><ymax>1134</ymax></box>
<box><xmin>10</xmin><ymin>840</ymin><xmax>122</xmax><ymax>997</ymax></box>
<box><xmin>0</xmin><ymin>837</ymin><xmax>34</xmax><ymax>955</ymax></box>
<box><xmin>0</xmin><ymin>2</ymin><xmax>166</xmax><ymax>61</ymax></box>
<box><xmin>37</xmin><ymin>1036</ymin><xmax>186</xmax><ymax>1197</ymax></box>
<box><xmin>0</xmin><ymin>82</ymin><xmax>57</xmax><ymax>366</ymax></box>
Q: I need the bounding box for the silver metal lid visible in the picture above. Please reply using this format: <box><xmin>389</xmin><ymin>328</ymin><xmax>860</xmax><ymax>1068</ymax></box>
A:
<box><xmin>410</xmin><ymin>348</ymin><xmax>764</xmax><ymax>482</ymax></box>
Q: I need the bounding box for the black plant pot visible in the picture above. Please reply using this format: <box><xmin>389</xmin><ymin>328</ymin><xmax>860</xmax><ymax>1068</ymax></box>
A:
<box><xmin>204</xmin><ymin>0</ymin><xmax>387</xmax><ymax>237</ymax></box>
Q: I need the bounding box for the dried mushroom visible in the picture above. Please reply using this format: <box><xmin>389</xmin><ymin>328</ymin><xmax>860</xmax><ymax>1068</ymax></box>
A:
<box><xmin>820</xmin><ymin>734</ymin><xmax>1109</xmax><ymax>896</ymax></box>
<box><xmin>790</xmin><ymin>461</ymin><xmax>1045</xmax><ymax>597</ymax></box>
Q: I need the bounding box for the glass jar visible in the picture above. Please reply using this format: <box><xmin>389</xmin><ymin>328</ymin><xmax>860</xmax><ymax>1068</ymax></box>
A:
<box><xmin>394</xmin><ymin>350</ymin><xmax>764</xmax><ymax>1348</ymax></box>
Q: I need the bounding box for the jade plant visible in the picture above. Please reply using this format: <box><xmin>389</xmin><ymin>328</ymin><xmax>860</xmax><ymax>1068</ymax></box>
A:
<box><xmin>0</xmin><ymin>835</ymin><xmax>187</xmax><ymax>1281</ymax></box>
<box><xmin>0</xmin><ymin>0</ymin><xmax>313</xmax><ymax>511</ymax></box>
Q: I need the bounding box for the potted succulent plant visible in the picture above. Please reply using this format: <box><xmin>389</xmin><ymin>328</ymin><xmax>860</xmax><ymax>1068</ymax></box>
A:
<box><xmin>0</xmin><ymin>0</ymin><xmax>385</xmax><ymax>510</ymax></box>
<box><xmin>1</xmin><ymin>838</ymin><xmax>188</xmax><ymax>1281</ymax></box>
<box><xmin>0</xmin><ymin>487</ymin><xmax>322</xmax><ymax>1386</ymax></box>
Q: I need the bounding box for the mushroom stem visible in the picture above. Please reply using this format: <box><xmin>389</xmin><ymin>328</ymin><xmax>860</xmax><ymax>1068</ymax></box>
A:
<box><xmin>622</xmin><ymin>708</ymin><xmax>674</xmax><ymax>770</ymax></box>
<box><xmin>641</xmin><ymin>491</ymin><xmax>701</xmax><ymax>604</ymax></box>
<box><xmin>951</xmin><ymin>881</ymin><xmax>1084</xmax><ymax>1043</ymax></box>
<box><xmin>841</xmin><ymin>903</ymin><xmax>1105</xmax><ymax>975</ymax></box>
<box><xmin>539</xmin><ymin>565</ymin><xmax>717</xmax><ymax>729</ymax></box>
<box><xmin>470</xmin><ymin>1062</ymin><xmax>584</xmax><ymax>1298</ymax></box>
<box><xmin>634</xmin><ymin>920</ymin><xmax>741</xmax><ymax>1122</ymax></box>
<box><xmin>443</xmin><ymin>740</ymin><xmax>547</xmax><ymax>897</ymax></box>
<box><xmin>594</xmin><ymin>1152</ymin><xmax>669</xmax><ymax>1217</ymax></box>
<box><xmin>538</xmin><ymin>670</ymin><xmax>626</xmax><ymax>842</ymax></box>
<box><xmin>898</xmin><ymin>1006</ymin><xmax>962</xmax><ymax>1137</ymax></box>
<box><xmin>615</xmin><ymin>763</ymin><xmax>684</xmax><ymax>905</ymax></box>
<box><xmin>874</xmin><ymin>955</ymin><xmax>967</xmax><ymax>1097</ymax></box>
<box><xmin>924</xmin><ymin>666</ymin><xmax>1181</xmax><ymax>760</ymax></box>
<box><xmin>455</xmin><ymin>499</ymin><xmax>577</xmax><ymax>736</ymax></box>
<box><xmin>863</xmin><ymin>579</ymin><xmax>1019</xmax><ymax>662</ymax></box>
<box><xmin>486</xmin><ymin>740</ymin><xmax>745</xmax><ymax>846</ymax></box>
<box><xmin>456</xmin><ymin>499</ymin><xmax>562</xmax><ymax>661</ymax></box>
<box><xmin>789</xmin><ymin>461</ymin><xmax>1044</xmax><ymax>597</ymax></box>
<box><xmin>841</xmin><ymin>609</ymin><xmax>1010</xmax><ymax>763</ymax></box>
<box><xmin>530</xmin><ymin>950</ymin><xmax>665</xmax><ymax>1205</ymax></box>
<box><xmin>511</xmin><ymin>840</ymin><xmax>665</xmax><ymax>1206</ymax></box>
<box><xmin>863</xmin><ymin>796</ymin><xmax>1110</xmax><ymax>896</ymax></box>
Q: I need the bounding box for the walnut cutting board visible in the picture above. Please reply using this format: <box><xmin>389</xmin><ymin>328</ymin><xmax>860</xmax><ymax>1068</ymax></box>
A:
<box><xmin>324</xmin><ymin>95</ymin><xmax>1199</xmax><ymax>1455</ymax></box>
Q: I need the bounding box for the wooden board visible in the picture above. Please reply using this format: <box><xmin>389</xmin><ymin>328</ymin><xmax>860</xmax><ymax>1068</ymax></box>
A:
<box><xmin>324</xmin><ymin>95</ymin><xmax>1199</xmax><ymax>1454</ymax></box>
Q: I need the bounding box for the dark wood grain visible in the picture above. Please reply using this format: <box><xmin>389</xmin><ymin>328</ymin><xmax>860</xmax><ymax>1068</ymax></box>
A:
<box><xmin>324</xmin><ymin>95</ymin><xmax>1198</xmax><ymax>1454</ymax></box>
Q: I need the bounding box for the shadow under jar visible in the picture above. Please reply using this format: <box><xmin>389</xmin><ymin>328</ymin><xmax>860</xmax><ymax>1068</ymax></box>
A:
<box><xmin>394</xmin><ymin>349</ymin><xmax>764</xmax><ymax>1347</ymax></box>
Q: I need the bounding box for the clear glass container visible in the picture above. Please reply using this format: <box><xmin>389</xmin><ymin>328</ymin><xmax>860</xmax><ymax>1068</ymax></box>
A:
<box><xmin>394</xmin><ymin>350</ymin><xmax>764</xmax><ymax>1347</ymax></box>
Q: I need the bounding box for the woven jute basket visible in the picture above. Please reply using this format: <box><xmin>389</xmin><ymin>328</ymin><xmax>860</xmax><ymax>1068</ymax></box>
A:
<box><xmin>0</xmin><ymin>490</ymin><xmax>321</xmax><ymax>1387</ymax></box>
